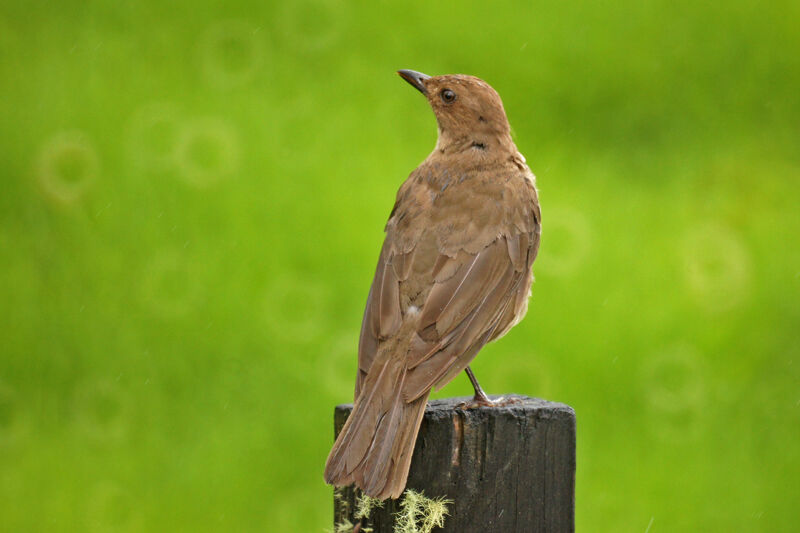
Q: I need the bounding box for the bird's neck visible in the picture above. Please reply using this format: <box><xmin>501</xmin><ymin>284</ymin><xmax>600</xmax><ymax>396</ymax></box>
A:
<box><xmin>432</xmin><ymin>129</ymin><xmax>517</xmax><ymax>159</ymax></box>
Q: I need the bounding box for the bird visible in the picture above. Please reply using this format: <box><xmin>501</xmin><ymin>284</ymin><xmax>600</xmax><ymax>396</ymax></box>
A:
<box><xmin>324</xmin><ymin>70</ymin><xmax>541</xmax><ymax>500</ymax></box>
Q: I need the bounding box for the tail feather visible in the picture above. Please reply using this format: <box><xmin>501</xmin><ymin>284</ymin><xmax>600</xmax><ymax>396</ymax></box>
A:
<box><xmin>324</xmin><ymin>354</ymin><xmax>428</xmax><ymax>500</ymax></box>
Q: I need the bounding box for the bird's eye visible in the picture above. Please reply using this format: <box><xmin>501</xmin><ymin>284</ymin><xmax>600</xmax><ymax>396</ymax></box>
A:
<box><xmin>440</xmin><ymin>89</ymin><xmax>456</xmax><ymax>103</ymax></box>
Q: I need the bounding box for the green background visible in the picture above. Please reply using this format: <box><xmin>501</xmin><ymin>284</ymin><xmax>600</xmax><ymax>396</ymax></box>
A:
<box><xmin>1</xmin><ymin>1</ymin><xmax>798</xmax><ymax>531</ymax></box>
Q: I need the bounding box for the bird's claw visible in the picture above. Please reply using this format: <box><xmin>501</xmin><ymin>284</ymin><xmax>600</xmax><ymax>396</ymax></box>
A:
<box><xmin>457</xmin><ymin>394</ymin><xmax>521</xmax><ymax>409</ymax></box>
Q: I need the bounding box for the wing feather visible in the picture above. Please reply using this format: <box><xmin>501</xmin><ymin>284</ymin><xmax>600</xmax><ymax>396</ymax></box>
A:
<box><xmin>401</xmin><ymin>235</ymin><xmax>529</xmax><ymax>402</ymax></box>
<box><xmin>356</xmin><ymin>241</ymin><xmax>404</xmax><ymax>398</ymax></box>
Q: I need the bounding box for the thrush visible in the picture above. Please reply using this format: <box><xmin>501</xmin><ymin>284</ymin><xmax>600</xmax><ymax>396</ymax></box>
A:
<box><xmin>324</xmin><ymin>70</ymin><xmax>541</xmax><ymax>500</ymax></box>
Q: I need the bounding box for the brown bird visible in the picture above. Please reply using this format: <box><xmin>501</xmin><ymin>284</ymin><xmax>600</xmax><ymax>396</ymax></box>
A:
<box><xmin>324</xmin><ymin>70</ymin><xmax>541</xmax><ymax>500</ymax></box>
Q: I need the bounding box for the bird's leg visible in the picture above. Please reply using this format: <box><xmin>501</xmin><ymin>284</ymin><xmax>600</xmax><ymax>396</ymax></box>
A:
<box><xmin>465</xmin><ymin>366</ymin><xmax>495</xmax><ymax>405</ymax></box>
<box><xmin>453</xmin><ymin>366</ymin><xmax>503</xmax><ymax>409</ymax></box>
<box><xmin>459</xmin><ymin>366</ymin><xmax>523</xmax><ymax>409</ymax></box>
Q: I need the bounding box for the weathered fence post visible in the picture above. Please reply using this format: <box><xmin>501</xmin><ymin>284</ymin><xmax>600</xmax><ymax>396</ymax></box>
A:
<box><xmin>332</xmin><ymin>394</ymin><xmax>576</xmax><ymax>532</ymax></box>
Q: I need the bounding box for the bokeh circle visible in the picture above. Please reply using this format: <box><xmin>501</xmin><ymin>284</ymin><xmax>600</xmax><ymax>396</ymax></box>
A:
<box><xmin>174</xmin><ymin>118</ymin><xmax>240</xmax><ymax>187</ymax></box>
<box><xmin>536</xmin><ymin>206</ymin><xmax>592</xmax><ymax>277</ymax></box>
<box><xmin>199</xmin><ymin>20</ymin><xmax>265</xmax><ymax>88</ymax></box>
<box><xmin>35</xmin><ymin>130</ymin><xmax>99</xmax><ymax>204</ymax></box>
<box><xmin>682</xmin><ymin>224</ymin><xmax>751</xmax><ymax>312</ymax></box>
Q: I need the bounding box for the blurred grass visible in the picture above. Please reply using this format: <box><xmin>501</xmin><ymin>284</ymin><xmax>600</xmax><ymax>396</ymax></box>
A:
<box><xmin>1</xmin><ymin>0</ymin><xmax>799</xmax><ymax>531</ymax></box>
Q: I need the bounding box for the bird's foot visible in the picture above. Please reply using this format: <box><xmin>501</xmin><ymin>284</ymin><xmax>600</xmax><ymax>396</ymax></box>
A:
<box><xmin>457</xmin><ymin>392</ymin><xmax>521</xmax><ymax>409</ymax></box>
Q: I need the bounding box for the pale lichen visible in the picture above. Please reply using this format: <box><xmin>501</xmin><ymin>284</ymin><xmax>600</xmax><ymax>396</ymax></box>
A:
<box><xmin>355</xmin><ymin>492</ymin><xmax>384</xmax><ymax>519</ymax></box>
<box><xmin>329</xmin><ymin>518</ymin><xmax>353</xmax><ymax>533</ymax></box>
<box><xmin>394</xmin><ymin>489</ymin><xmax>452</xmax><ymax>533</ymax></box>
<box><xmin>331</xmin><ymin>487</ymin><xmax>450</xmax><ymax>532</ymax></box>
<box><xmin>331</xmin><ymin>487</ymin><xmax>353</xmax><ymax>533</ymax></box>
<box><xmin>333</xmin><ymin>487</ymin><xmax>350</xmax><ymax>515</ymax></box>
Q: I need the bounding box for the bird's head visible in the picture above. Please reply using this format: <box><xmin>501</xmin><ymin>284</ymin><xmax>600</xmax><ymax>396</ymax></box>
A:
<box><xmin>397</xmin><ymin>69</ymin><xmax>512</xmax><ymax>153</ymax></box>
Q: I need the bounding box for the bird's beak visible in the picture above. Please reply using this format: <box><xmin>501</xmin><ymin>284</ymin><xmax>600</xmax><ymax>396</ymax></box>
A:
<box><xmin>397</xmin><ymin>69</ymin><xmax>431</xmax><ymax>95</ymax></box>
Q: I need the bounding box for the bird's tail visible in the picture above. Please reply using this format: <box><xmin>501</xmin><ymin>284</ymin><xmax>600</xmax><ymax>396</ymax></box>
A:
<box><xmin>324</xmin><ymin>352</ymin><xmax>428</xmax><ymax>500</ymax></box>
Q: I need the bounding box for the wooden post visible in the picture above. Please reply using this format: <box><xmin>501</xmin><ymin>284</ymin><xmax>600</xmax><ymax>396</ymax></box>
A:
<box><xmin>332</xmin><ymin>395</ymin><xmax>576</xmax><ymax>532</ymax></box>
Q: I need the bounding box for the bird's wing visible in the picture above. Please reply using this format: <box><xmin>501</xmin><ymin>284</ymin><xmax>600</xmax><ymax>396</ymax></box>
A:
<box><xmin>355</xmin><ymin>238</ymin><xmax>416</xmax><ymax>400</ymax></box>
<box><xmin>400</xmin><ymin>231</ymin><xmax>537</xmax><ymax>403</ymax></box>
